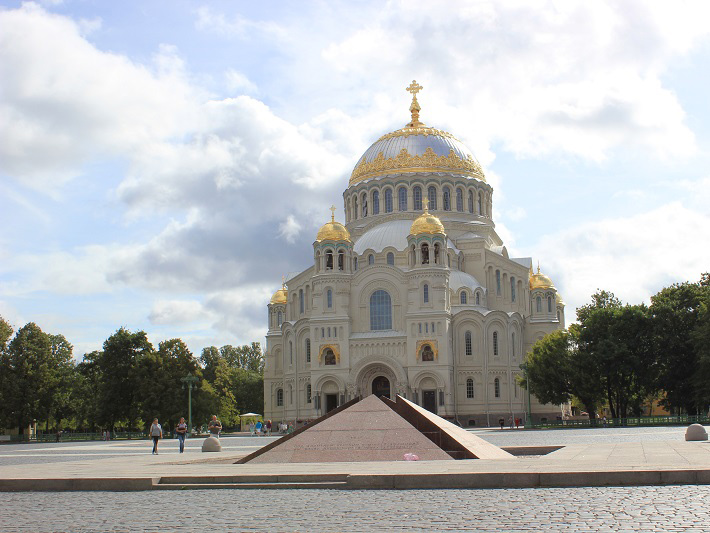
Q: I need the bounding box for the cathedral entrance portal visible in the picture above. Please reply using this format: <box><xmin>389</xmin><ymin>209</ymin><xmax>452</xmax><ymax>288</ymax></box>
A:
<box><xmin>372</xmin><ymin>376</ymin><xmax>391</xmax><ymax>398</ymax></box>
<box><xmin>422</xmin><ymin>390</ymin><xmax>437</xmax><ymax>414</ymax></box>
<box><xmin>325</xmin><ymin>394</ymin><xmax>338</xmax><ymax>413</ymax></box>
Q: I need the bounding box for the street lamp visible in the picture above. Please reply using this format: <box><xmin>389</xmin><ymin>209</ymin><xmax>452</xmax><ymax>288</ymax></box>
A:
<box><xmin>181</xmin><ymin>374</ymin><xmax>199</xmax><ymax>434</ymax></box>
<box><xmin>521</xmin><ymin>363</ymin><xmax>532</xmax><ymax>429</ymax></box>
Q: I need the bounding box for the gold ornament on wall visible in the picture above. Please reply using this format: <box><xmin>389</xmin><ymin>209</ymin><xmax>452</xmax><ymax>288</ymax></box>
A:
<box><xmin>350</xmin><ymin>147</ymin><xmax>484</xmax><ymax>185</ymax></box>
<box><xmin>416</xmin><ymin>340</ymin><xmax>438</xmax><ymax>362</ymax></box>
<box><xmin>319</xmin><ymin>344</ymin><xmax>340</xmax><ymax>365</ymax></box>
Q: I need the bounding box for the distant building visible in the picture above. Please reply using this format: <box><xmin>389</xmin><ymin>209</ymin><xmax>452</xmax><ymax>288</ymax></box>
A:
<box><xmin>264</xmin><ymin>82</ymin><xmax>565</xmax><ymax>427</ymax></box>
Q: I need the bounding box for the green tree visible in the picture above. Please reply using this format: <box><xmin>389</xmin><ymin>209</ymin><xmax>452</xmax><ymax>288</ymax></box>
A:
<box><xmin>0</xmin><ymin>317</ymin><xmax>15</xmax><ymax>429</ymax></box>
<box><xmin>42</xmin><ymin>334</ymin><xmax>75</xmax><ymax>431</ymax></box>
<box><xmin>135</xmin><ymin>338</ymin><xmax>207</xmax><ymax>431</ymax></box>
<box><xmin>650</xmin><ymin>277</ymin><xmax>708</xmax><ymax>414</ymax></box>
<box><xmin>693</xmin><ymin>277</ymin><xmax>710</xmax><ymax>412</ymax></box>
<box><xmin>75</xmin><ymin>351</ymin><xmax>103</xmax><ymax>430</ymax></box>
<box><xmin>4</xmin><ymin>323</ymin><xmax>55</xmax><ymax>433</ymax></box>
<box><xmin>520</xmin><ymin>328</ymin><xmax>605</xmax><ymax>421</ymax></box>
<box><xmin>97</xmin><ymin>328</ymin><xmax>153</xmax><ymax>430</ymax></box>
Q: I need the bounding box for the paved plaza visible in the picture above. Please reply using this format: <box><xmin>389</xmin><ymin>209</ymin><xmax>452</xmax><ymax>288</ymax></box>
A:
<box><xmin>1</xmin><ymin>427</ymin><xmax>709</xmax><ymax>531</ymax></box>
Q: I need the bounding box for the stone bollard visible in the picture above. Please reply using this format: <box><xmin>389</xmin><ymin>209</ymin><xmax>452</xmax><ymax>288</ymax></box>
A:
<box><xmin>202</xmin><ymin>436</ymin><xmax>222</xmax><ymax>452</ymax></box>
<box><xmin>684</xmin><ymin>424</ymin><xmax>708</xmax><ymax>441</ymax></box>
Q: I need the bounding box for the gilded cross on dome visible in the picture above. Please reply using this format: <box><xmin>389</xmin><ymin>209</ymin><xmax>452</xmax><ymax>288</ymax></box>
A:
<box><xmin>422</xmin><ymin>197</ymin><xmax>429</xmax><ymax>212</ymax></box>
<box><xmin>330</xmin><ymin>205</ymin><xmax>337</xmax><ymax>221</ymax></box>
<box><xmin>406</xmin><ymin>80</ymin><xmax>424</xmax><ymax>128</ymax></box>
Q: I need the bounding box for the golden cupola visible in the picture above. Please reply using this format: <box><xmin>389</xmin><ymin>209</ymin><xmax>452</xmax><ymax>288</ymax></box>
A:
<box><xmin>529</xmin><ymin>264</ymin><xmax>555</xmax><ymax>290</ymax></box>
<box><xmin>316</xmin><ymin>206</ymin><xmax>351</xmax><ymax>243</ymax></box>
<box><xmin>349</xmin><ymin>80</ymin><xmax>485</xmax><ymax>186</ymax></box>
<box><xmin>410</xmin><ymin>198</ymin><xmax>446</xmax><ymax>236</ymax></box>
<box><xmin>270</xmin><ymin>284</ymin><xmax>288</xmax><ymax>305</ymax></box>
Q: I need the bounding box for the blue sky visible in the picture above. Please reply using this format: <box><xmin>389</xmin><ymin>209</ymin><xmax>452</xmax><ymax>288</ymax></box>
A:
<box><xmin>1</xmin><ymin>0</ymin><xmax>709</xmax><ymax>359</ymax></box>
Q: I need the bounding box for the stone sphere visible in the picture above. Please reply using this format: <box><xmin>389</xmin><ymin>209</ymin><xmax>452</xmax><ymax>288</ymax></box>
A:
<box><xmin>202</xmin><ymin>436</ymin><xmax>222</xmax><ymax>452</ymax></box>
<box><xmin>685</xmin><ymin>424</ymin><xmax>708</xmax><ymax>441</ymax></box>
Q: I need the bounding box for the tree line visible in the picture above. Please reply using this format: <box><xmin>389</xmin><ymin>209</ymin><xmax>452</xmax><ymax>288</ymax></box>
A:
<box><xmin>0</xmin><ymin>321</ymin><xmax>264</xmax><ymax>435</ymax></box>
<box><xmin>521</xmin><ymin>274</ymin><xmax>710</xmax><ymax>420</ymax></box>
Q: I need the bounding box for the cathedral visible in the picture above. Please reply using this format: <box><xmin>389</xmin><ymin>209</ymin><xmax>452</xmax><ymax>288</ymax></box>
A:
<box><xmin>264</xmin><ymin>82</ymin><xmax>565</xmax><ymax>427</ymax></box>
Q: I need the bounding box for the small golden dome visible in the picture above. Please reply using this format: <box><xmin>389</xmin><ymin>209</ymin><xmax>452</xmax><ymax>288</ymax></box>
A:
<box><xmin>529</xmin><ymin>264</ymin><xmax>555</xmax><ymax>290</ymax></box>
<box><xmin>270</xmin><ymin>286</ymin><xmax>288</xmax><ymax>305</ymax></box>
<box><xmin>555</xmin><ymin>293</ymin><xmax>565</xmax><ymax>306</ymax></box>
<box><xmin>316</xmin><ymin>206</ymin><xmax>351</xmax><ymax>243</ymax></box>
<box><xmin>410</xmin><ymin>198</ymin><xmax>446</xmax><ymax>236</ymax></box>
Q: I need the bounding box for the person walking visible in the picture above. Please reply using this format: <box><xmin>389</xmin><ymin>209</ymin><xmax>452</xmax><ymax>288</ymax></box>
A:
<box><xmin>208</xmin><ymin>415</ymin><xmax>222</xmax><ymax>438</ymax></box>
<box><xmin>266</xmin><ymin>419</ymin><xmax>272</xmax><ymax>436</ymax></box>
<box><xmin>149</xmin><ymin>418</ymin><xmax>163</xmax><ymax>454</ymax></box>
<box><xmin>255</xmin><ymin>419</ymin><xmax>263</xmax><ymax>436</ymax></box>
<box><xmin>175</xmin><ymin>417</ymin><xmax>188</xmax><ymax>453</ymax></box>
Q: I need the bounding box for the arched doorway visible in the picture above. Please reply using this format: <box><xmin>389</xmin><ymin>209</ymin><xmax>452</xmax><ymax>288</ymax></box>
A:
<box><xmin>372</xmin><ymin>376</ymin><xmax>391</xmax><ymax>398</ymax></box>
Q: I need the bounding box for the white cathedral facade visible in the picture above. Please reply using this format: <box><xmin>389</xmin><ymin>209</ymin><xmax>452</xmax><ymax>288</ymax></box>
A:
<box><xmin>264</xmin><ymin>82</ymin><xmax>565</xmax><ymax>427</ymax></box>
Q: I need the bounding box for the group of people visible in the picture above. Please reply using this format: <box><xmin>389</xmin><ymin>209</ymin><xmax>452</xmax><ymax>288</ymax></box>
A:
<box><xmin>149</xmin><ymin>415</ymin><xmax>222</xmax><ymax>455</ymax></box>
<box><xmin>248</xmin><ymin>419</ymin><xmax>272</xmax><ymax>436</ymax></box>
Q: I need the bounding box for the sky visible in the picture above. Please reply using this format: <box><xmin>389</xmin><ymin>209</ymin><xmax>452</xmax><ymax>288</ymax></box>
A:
<box><xmin>1</xmin><ymin>0</ymin><xmax>710</xmax><ymax>360</ymax></box>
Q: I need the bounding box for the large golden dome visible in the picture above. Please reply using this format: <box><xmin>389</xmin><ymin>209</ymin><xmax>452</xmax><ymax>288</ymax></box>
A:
<box><xmin>349</xmin><ymin>81</ymin><xmax>485</xmax><ymax>186</ymax></box>
<box><xmin>529</xmin><ymin>265</ymin><xmax>555</xmax><ymax>290</ymax></box>
<box><xmin>410</xmin><ymin>200</ymin><xmax>446</xmax><ymax>236</ymax></box>
<box><xmin>270</xmin><ymin>286</ymin><xmax>288</xmax><ymax>305</ymax></box>
<box><xmin>316</xmin><ymin>207</ymin><xmax>351</xmax><ymax>242</ymax></box>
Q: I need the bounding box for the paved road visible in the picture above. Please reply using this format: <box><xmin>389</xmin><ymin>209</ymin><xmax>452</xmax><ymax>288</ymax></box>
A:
<box><xmin>0</xmin><ymin>436</ymin><xmax>279</xmax><ymax>466</ymax></box>
<box><xmin>475</xmin><ymin>426</ymin><xmax>688</xmax><ymax>447</ymax></box>
<box><xmin>1</xmin><ymin>485</ymin><xmax>708</xmax><ymax>532</ymax></box>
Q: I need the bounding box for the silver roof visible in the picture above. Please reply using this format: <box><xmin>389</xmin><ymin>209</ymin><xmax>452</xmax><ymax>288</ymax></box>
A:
<box><xmin>449</xmin><ymin>270</ymin><xmax>485</xmax><ymax>292</ymax></box>
<box><xmin>359</xmin><ymin>132</ymin><xmax>476</xmax><ymax>164</ymax></box>
<box><xmin>354</xmin><ymin>219</ymin><xmax>458</xmax><ymax>254</ymax></box>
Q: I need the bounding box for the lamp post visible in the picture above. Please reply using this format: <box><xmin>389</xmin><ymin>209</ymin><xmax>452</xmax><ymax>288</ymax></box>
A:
<box><xmin>181</xmin><ymin>374</ymin><xmax>199</xmax><ymax>434</ymax></box>
<box><xmin>521</xmin><ymin>363</ymin><xmax>532</xmax><ymax>429</ymax></box>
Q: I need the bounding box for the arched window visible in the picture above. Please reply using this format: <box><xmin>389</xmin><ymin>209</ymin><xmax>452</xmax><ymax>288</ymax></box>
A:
<box><xmin>494</xmin><ymin>378</ymin><xmax>500</xmax><ymax>398</ymax></box>
<box><xmin>299</xmin><ymin>289</ymin><xmax>304</xmax><ymax>314</ymax></box>
<box><xmin>460</xmin><ymin>291</ymin><xmax>467</xmax><ymax>304</ymax></box>
<box><xmin>326</xmin><ymin>250</ymin><xmax>333</xmax><ymax>270</ymax></box>
<box><xmin>277</xmin><ymin>311</ymin><xmax>283</xmax><ymax>326</ymax></box>
<box><xmin>456</xmin><ymin>188</ymin><xmax>464</xmax><ymax>211</ymax></box>
<box><xmin>327</xmin><ymin>327</ymin><xmax>331</xmax><ymax>338</ymax></box>
<box><xmin>373</xmin><ymin>190</ymin><xmax>380</xmax><ymax>215</ymax></box>
<box><xmin>353</xmin><ymin>257</ymin><xmax>358</xmax><ymax>271</ymax></box>
<box><xmin>478</xmin><ymin>192</ymin><xmax>483</xmax><ymax>215</ymax></box>
<box><xmin>434</xmin><ymin>243</ymin><xmax>441</xmax><ymax>264</ymax></box>
<box><xmin>421</xmin><ymin>243</ymin><xmax>429</xmax><ymax>264</ymax></box>
<box><xmin>423</xmin><ymin>283</ymin><xmax>429</xmax><ymax>303</ymax></box>
<box><xmin>321</xmin><ymin>327</ymin><xmax>324</xmax><ymax>338</ymax></box>
<box><xmin>466</xmin><ymin>378</ymin><xmax>474</xmax><ymax>398</ymax></box>
<box><xmin>276</xmin><ymin>388</ymin><xmax>283</xmax><ymax>406</ymax></box>
<box><xmin>306</xmin><ymin>384</ymin><xmax>312</xmax><ymax>403</ymax></box>
<box><xmin>428</xmin><ymin>186</ymin><xmax>437</xmax><ymax>210</ymax></box>
<box><xmin>305</xmin><ymin>338</ymin><xmax>311</xmax><ymax>362</ymax></box>
<box><xmin>413</xmin><ymin>186</ymin><xmax>422</xmax><ymax>210</ymax></box>
<box><xmin>465</xmin><ymin>331</ymin><xmax>472</xmax><ymax>356</ymax></box>
<box><xmin>493</xmin><ymin>331</ymin><xmax>499</xmax><ymax>356</ymax></box>
<box><xmin>548</xmin><ymin>296</ymin><xmax>553</xmax><ymax>312</ymax></box>
<box><xmin>361</xmin><ymin>192</ymin><xmax>368</xmax><ymax>217</ymax></box>
<box><xmin>496</xmin><ymin>270</ymin><xmax>501</xmax><ymax>295</ymax></box>
<box><xmin>398</xmin><ymin>187</ymin><xmax>407</xmax><ymax>211</ymax></box>
<box><xmin>384</xmin><ymin>189</ymin><xmax>393</xmax><ymax>213</ymax></box>
<box><xmin>511</xmin><ymin>333</ymin><xmax>516</xmax><ymax>360</ymax></box>
<box><xmin>387</xmin><ymin>252</ymin><xmax>394</xmax><ymax>265</ymax></box>
<box><xmin>324</xmin><ymin>348</ymin><xmax>336</xmax><ymax>365</ymax></box>
<box><xmin>368</xmin><ymin>254</ymin><xmax>374</xmax><ymax>266</ymax></box>
<box><xmin>353</xmin><ymin>197</ymin><xmax>358</xmax><ymax>220</ymax></box>
<box><xmin>327</xmin><ymin>288</ymin><xmax>332</xmax><ymax>309</ymax></box>
<box><xmin>370</xmin><ymin>290</ymin><xmax>392</xmax><ymax>330</ymax></box>
<box><xmin>431</xmin><ymin>322</ymin><xmax>435</xmax><ymax>333</ymax></box>
<box><xmin>468</xmin><ymin>190</ymin><xmax>474</xmax><ymax>213</ymax></box>
<box><xmin>511</xmin><ymin>277</ymin><xmax>516</xmax><ymax>302</ymax></box>
<box><xmin>443</xmin><ymin>187</ymin><xmax>451</xmax><ymax>211</ymax></box>
<box><xmin>338</xmin><ymin>250</ymin><xmax>344</xmax><ymax>271</ymax></box>
<box><xmin>536</xmin><ymin>296</ymin><xmax>542</xmax><ymax>312</ymax></box>
<box><xmin>475</xmin><ymin>292</ymin><xmax>480</xmax><ymax>305</ymax></box>
<box><xmin>289</xmin><ymin>341</ymin><xmax>293</xmax><ymax>365</ymax></box>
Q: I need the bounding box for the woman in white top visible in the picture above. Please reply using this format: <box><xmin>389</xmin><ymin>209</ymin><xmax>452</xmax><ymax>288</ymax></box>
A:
<box><xmin>149</xmin><ymin>418</ymin><xmax>163</xmax><ymax>454</ymax></box>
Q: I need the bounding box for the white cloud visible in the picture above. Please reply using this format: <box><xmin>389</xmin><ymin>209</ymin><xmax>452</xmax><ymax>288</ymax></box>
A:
<box><xmin>148</xmin><ymin>299</ymin><xmax>212</xmax><ymax>326</ymax></box>
<box><xmin>534</xmin><ymin>202</ymin><xmax>710</xmax><ymax>318</ymax></box>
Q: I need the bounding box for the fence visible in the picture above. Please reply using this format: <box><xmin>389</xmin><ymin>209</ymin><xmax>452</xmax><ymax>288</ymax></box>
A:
<box><xmin>531</xmin><ymin>414</ymin><xmax>710</xmax><ymax>429</ymax></box>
